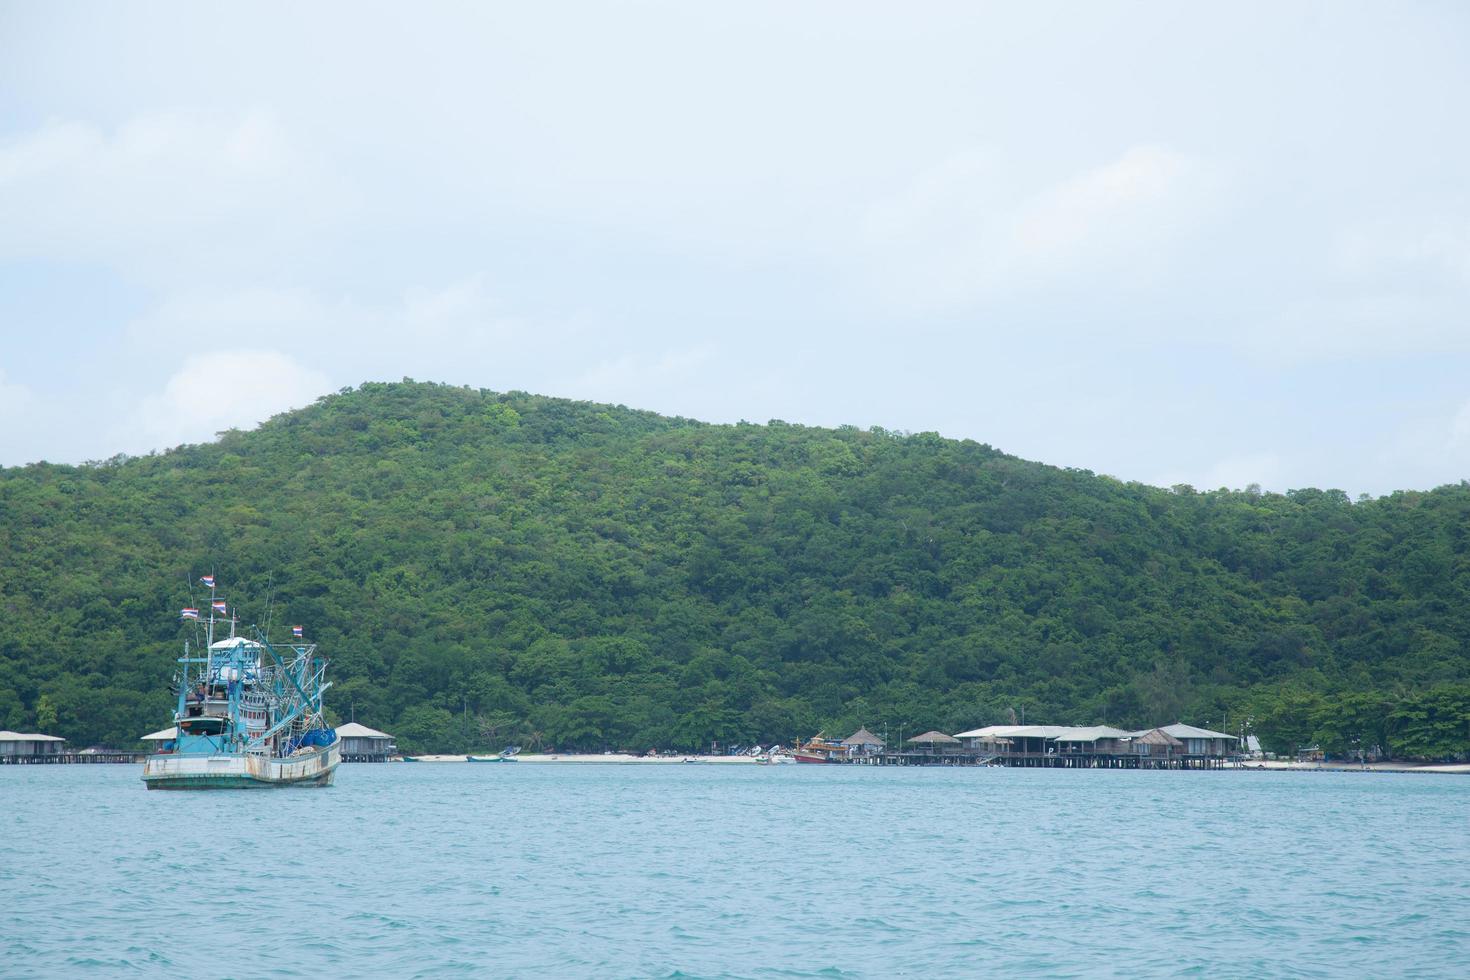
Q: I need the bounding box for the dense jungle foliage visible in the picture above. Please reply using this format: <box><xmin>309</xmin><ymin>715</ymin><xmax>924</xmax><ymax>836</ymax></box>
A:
<box><xmin>2</xmin><ymin>381</ymin><xmax>1468</xmax><ymax>757</ymax></box>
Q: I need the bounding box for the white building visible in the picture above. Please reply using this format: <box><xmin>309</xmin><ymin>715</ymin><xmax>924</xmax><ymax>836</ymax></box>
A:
<box><xmin>0</xmin><ymin>730</ymin><xmax>66</xmax><ymax>762</ymax></box>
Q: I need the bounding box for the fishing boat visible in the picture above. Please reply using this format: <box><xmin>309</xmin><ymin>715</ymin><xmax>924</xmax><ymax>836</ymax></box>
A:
<box><xmin>791</xmin><ymin>735</ymin><xmax>845</xmax><ymax>763</ymax></box>
<box><xmin>142</xmin><ymin>577</ymin><xmax>339</xmax><ymax>790</ymax></box>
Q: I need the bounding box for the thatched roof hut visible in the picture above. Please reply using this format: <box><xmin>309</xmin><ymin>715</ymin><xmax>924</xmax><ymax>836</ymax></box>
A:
<box><xmin>906</xmin><ymin>731</ymin><xmax>961</xmax><ymax>755</ymax></box>
<box><xmin>841</xmin><ymin>727</ymin><xmax>885</xmax><ymax>749</ymax></box>
<box><xmin>1132</xmin><ymin>728</ymin><xmax>1185</xmax><ymax>753</ymax></box>
<box><xmin>908</xmin><ymin>730</ymin><xmax>959</xmax><ymax>744</ymax></box>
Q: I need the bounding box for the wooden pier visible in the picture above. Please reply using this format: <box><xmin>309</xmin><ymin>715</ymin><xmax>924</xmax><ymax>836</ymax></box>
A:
<box><xmin>0</xmin><ymin>750</ymin><xmax>144</xmax><ymax>764</ymax></box>
<box><xmin>861</xmin><ymin>723</ymin><xmax>1241</xmax><ymax>769</ymax></box>
<box><xmin>874</xmin><ymin>750</ymin><xmax>1234</xmax><ymax>769</ymax></box>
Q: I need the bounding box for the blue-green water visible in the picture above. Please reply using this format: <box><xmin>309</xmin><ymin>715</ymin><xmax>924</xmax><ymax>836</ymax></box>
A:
<box><xmin>3</xmin><ymin>765</ymin><xmax>1467</xmax><ymax>978</ymax></box>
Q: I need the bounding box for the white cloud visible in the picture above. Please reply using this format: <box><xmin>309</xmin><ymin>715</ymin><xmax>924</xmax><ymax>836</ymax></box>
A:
<box><xmin>401</xmin><ymin>276</ymin><xmax>520</xmax><ymax>348</ymax></box>
<box><xmin>1334</xmin><ymin>215</ymin><xmax>1470</xmax><ymax>287</ymax></box>
<box><xmin>861</xmin><ymin>144</ymin><xmax>1219</xmax><ymax>310</ymax></box>
<box><xmin>4</xmin><ymin>4</ymin><xmax>1470</xmax><ymax>498</ymax></box>
<box><xmin>0</xmin><ymin>111</ymin><xmax>343</xmax><ymax>281</ymax></box>
<box><xmin>0</xmin><ymin>368</ymin><xmax>46</xmax><ymax>464</ymax></box>
<box><xmin>570</xmin><ymin>346</ymin><xmax>718</xmax><ymax>406</ymax></box>
<box><xmin>1450</xmin><ymin>399</ymin><xmax>1470</xmax><ymax>450</ymax></box>
<box><xmin>1012</xmin><ymin>145</ymin><xmax>1201</xmax><ymax>274</ymax></box>
<box><xmin>0</xmin><ymin>368</ymin><xmax>35</xmax><ymax>424</ymax></box>
<box><xmin>1225</xmin><ymin>211</ymin><xmax>1470</xmax><ymax>365</ymax></box>
<box><xmin>124</xmin><ymin>275</ymin><xmax>515</xmax><ymax>370</ymax></box>
<box><xmin>1368</xmin><ymin>398</ymin><xmax>1470</xmax><ymax>493</ymax></box>
<box><xmin>1240</xmin><ymin>291</ymin><xmax>1470</xmax><ymax>365</ymax></box>
<box><xmin>123</xmin><ymin>349</ymin><xmax>330</xmax><ymax>454</ymax></box>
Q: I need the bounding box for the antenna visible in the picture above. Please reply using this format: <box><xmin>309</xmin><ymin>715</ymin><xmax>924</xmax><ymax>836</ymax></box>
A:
<box><xmin>205</xmin><ymin>573</ymin><xmax>217</xmax><ymax>648</ymax></box>
<box><xmin>262</xmin><ymin>571</ymin><xmax>275</xmax><ymax>639</ymax></box>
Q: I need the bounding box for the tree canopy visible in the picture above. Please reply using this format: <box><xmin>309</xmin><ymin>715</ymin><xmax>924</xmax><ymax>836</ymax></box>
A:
<box><xmin>2</xmin><ymin>381</ymin><xmax>1466</xmax><ymax>757</ymax></box>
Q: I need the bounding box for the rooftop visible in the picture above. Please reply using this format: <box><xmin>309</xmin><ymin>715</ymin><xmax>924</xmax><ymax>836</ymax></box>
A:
<box><xmin>842</xmin><ymin>727</ymin><xmax>885</xmax><ymax>747</ymax></box>
<box><xmin>209</xmin><ymin>637</ymin><xmax>263</xmax><ymax>650</ymax></box>
<box><xmin>1132</xmin><ymin>728</ymin><xmax>1185</xmax><ymax>746</ymax></box>
<box><xmin>1051</xmin><ymin>726</ymin><xmax>1131</xmax><ymax>742</ymax></box>
<box><xmin>953</xmin><ymin>725</ymin><xmax>1077</xmax><ymax>739</ymax></box>
<box><xmin>335</xmin><ymin>722</ymin><xmax>394</xmax><ymax>739</ymax></box>
<box><xmin>0</xmin><ymin>730</ymin><xmax>66</xmax><ymax>742</ymax></box>
<box><xmin>957</xmin><ymin>722</ymin><xmax>1237</xmax><ymax>744</ymax></box>
<box><xmin>908</xmin><ymin>730</ymin><xmax>960</xmax><ymax>744</ymax></box>
<box><xmin>1157</xmin><ymin>723</ymin><xmax>1238</xmax><ymax>742</ymax></box>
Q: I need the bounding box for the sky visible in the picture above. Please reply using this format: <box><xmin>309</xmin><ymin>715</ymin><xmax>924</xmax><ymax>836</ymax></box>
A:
<box><xmin>2</xmin><ymin>2</ymin><xmax>1468</xmax><ymax>496</ymax></box>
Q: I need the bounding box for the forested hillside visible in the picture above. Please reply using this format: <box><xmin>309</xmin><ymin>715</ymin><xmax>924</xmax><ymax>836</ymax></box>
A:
<box><xmin>2</xmin><ymin>382</ymin><xmax>1467</xmax><ymax>757</ymax></box>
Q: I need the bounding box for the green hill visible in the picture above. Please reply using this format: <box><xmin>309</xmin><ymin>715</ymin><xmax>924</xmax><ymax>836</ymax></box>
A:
<box><xmin>2</xmin><ymin>381</ymin><xmax>1467</xmax><ymax>757</ymax></box>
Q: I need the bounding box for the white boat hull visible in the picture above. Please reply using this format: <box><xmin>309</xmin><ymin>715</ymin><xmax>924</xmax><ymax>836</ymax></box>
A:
<box><xmin>142</xmin><ymin>744</ymin><xmax>340</xmax><ymax>789</ymax></box>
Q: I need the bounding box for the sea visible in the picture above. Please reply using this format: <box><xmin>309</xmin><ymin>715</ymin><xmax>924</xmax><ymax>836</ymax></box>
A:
<box><xmin>3</xmin><ymin>763</ymin><xmax>1467</xmax><ymax>978</ymax></box>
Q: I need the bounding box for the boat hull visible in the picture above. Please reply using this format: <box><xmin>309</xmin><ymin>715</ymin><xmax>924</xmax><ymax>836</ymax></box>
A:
<box><xmin>142</xmin><ymin>744</ymin><xmax>340</xmax><ymax>790</ymax></box>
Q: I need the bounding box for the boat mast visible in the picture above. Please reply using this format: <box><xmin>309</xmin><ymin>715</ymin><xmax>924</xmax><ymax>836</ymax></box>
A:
<box><xmin>177</xmin><ymin>638</ymin><xmax>189</xmax><ymax>721</ymax></box>
<box><xmin>204</xmin><ymin>576</ymin><xmax>217</xmax><ymax>691</ymax></box>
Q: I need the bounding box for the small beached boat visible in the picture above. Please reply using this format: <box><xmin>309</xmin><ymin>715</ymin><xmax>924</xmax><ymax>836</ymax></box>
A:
<box><xmin>141</xmin><ymin>577</ymin><xmax>339</xmax><ymax>790</ymax></box>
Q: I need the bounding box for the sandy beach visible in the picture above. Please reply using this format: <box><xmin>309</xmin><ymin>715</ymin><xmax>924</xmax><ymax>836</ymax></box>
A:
<box><xmin>401</xmin><ymin>754</ymin><xmax>1470</xmax><ymax>772</ymax></box>
<box><xmin>1238</xmin><ymin>759</ymin><xmax>1470</xmax><ymax>775</ymax></box>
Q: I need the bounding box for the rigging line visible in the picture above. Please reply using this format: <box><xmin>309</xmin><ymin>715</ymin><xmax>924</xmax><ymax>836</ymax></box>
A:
<box><xmin>184</xmin><ymin>570</ymin><xmax>203</xmax><ymax>649</ymax></box>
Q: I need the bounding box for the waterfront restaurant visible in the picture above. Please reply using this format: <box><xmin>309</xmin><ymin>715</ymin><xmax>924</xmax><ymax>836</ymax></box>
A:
<box><xmin>1051</xmin><ymin>726</ymin><xmax>1132</xmax><ymax>756</ymax></box>
<box><xmin>0</xmin><ymin>730</ymin><xmax>66</xmax><ymax>763</ymax></box>
<box><xmin>953</xmin><ymin>723</ymin><xmax>1239</xmax><ymax>767</ymax></box>
<box><xmin>335</xmin><ymin>722</ymin><xmax>397</xmax><ymax>762</ymax></box>
<box><xmin>954</xmin><ymin>725</ymin><xmax>1077</xmax><ymax>757</ymax></box>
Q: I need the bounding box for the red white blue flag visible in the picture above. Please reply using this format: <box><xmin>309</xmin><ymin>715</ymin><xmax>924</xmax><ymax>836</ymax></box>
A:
<box><xmin>212</xmin><ymin>600</ymin><xmax>228</xmax><ymax>614</ymax></box>
<box><xmin>200</xmin><ymin>575</ymin><xmax>215</xmax><ymax>588</ymax></box>
<box><xmin>292</xmin><ymin>625</ymin><xmax>304</xmax><ymax>638</ymax></box>
<box><xmin>181</xmin><ymin>608</ymin><xmax>200</xmax><ymax>620</ymax></box>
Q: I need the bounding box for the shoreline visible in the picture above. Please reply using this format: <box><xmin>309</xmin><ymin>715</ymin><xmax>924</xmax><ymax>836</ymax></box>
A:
<box><xmin>1235</xmin><ymin>759</ymin><xmax>1470</xmax><ymax>775</ymax></box>
<box><xmin>405</xmin><ymin>753</ymin><xmax>760</xmax><ymax>765</ymax></box>
<box><xmin>397</xmin><ymin>754</ymin><xmax>1470</xmax><ymax>773</ymax></box>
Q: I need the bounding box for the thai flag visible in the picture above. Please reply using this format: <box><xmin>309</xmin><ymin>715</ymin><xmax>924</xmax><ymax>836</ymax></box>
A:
<box><xmin>292</xmin><ymin>625</ymin><xmax>304</xmax><ymax>638</ymax></box>
<box><xmin>200</xmin><ymin>575</ymin><xmax>215</xmax><ymax>588</ymax></box>
<box><xmin>212</xmin><ymin>600</ymin><xmax>228</xmax><ymax>614</ymax></box>
<box><xmin>181</xmin><ymin>608</ymin><xmax>200</xmax><ymax>620</ymax></box>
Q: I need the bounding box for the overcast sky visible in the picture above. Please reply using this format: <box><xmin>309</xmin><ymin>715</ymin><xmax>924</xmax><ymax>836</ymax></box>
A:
<box><xmin>3</xmin><ymin>3</ymin><xmax>1469</xmax><ymax>495</ymax></box>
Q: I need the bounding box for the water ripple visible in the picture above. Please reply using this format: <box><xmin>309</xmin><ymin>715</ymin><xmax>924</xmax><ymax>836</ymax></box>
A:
<box><xmin>2</xmin><ymin>765</ymin><xmax>1467</xmax><ymax>977</ymax></box>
